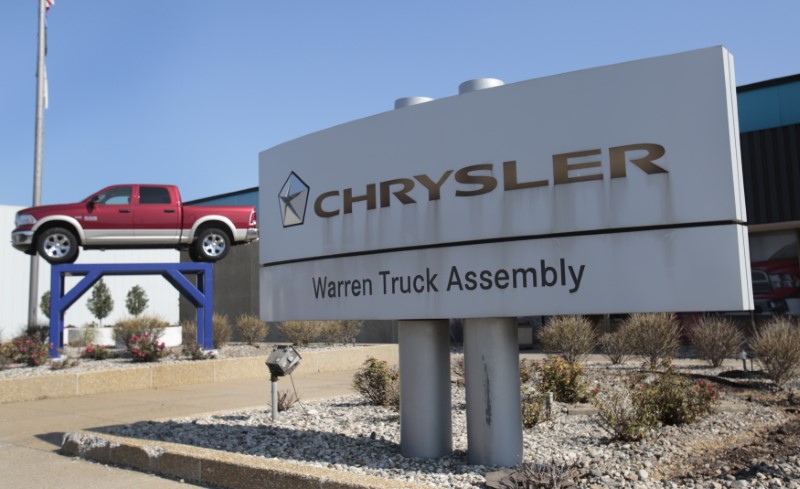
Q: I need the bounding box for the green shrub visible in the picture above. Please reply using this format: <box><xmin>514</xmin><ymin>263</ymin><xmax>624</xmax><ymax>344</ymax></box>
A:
<box><xmin>689</xmin><ymin>317</ymin><xmax>744</xmax><ymax>368</ymax></box>
<box><xmin>521</xmin><ymin>391</ymin><xmax>551</xmax><ymax>428</ymax></box>
<box><xmin>113</xmin><ymin>315</ymin><xmax>168</xmax><ymax>347</ymax></box>
<box><xmin>10</xmin><ymin>335</ymin><xmax>50</xmax><ymax>367</ymax></box>
<box><xmin>25</xmin><ymin>324</ymin><xmax>50</xmax><ymax>343</ymax></box>
<box><xmin>128</xmin><ymin>332</ymin><xmax>166</xmax><ymax>362</ymax></box>
<box><xmin>212</xmin><ymin>313</ymin><xmax>232</xmax><ymax>349</ymax></box>
<box><xmin>235</xmin><ymin>314</ymin><xmax>269</xmax><ymax>345</ymax></box>
<box><xmin>598</xmin><ymin>329</ymin><xmax>633</xmax><ymax>365</ymax></box>
<box><xmin>519</xmin><ymin>358</ymin><xmax>538</xmax><ymax>386</ymax></box>
<box><xmin>592</xmin><ymin>370</ymin><xmax>719</xmax><ymax>440</ymax></box>
<box><xmin>352</xmin><ymin>357</ymin><xmax>400</xmax><ymax>410</ymax></box>
<box><xmin>182</xmin><ymin>342</ymin><xmax>215</xmax><ymax>360</ymax></box>
<box><xmin>537</xmin><ymin>356</ymin><xmax>591</xmax><ymax>404</ymax></box>
<box><xmin>537</xmin><ymin>315</ymin><xmax>597</xmax><ymax>364</ymax></box>
<box><xmin>646</xmin><ymin>370</ymin><xmax>719</xmax><ymax>425</ymax></box>
<box><xmin>622</xmin><ymin>313</ymin><xmax>682</xmax><ymax>370</ymax></box>
<box><xmin>751</xmin><ymin>317</ymin><xmax>800</xmax><ymax>389</ymax></box>
<box><xmin>80</xmin><ymin>343</ymin><xmax>110</xmax><ymax>360</ymax></box>
<box><xmin>279</xmin><ymin>320</ymin><xmax>320</xmax><ymax>347</ymax></box>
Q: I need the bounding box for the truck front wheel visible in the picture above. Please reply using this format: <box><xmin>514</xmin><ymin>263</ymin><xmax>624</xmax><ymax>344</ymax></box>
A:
<box><xmin>37</xmin><ymin>227</ymin><xmax>79</xmax><ymax>264</ymax></box>
<box><xmin>193</xmin><ymin>227</ymin><xmax>230</xmax><ymax>262</ymax></box>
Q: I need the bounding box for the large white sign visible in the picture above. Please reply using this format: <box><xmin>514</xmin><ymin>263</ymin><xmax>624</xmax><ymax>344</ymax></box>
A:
<box><xmin>259</xmin><ymin>46</ymin><xmax>752</xmax><ymax>320</ymax></box>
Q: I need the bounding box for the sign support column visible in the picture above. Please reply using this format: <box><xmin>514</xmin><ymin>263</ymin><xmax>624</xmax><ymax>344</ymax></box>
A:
<box><xmin>464</xmin><ymin>317</ymin><xmax>522</xmax><ymax>466</ymax></box>
<box><xmin>399</xmin><ymin>319</ymin><xmax>452</xmax><ymax>458</ymax></box>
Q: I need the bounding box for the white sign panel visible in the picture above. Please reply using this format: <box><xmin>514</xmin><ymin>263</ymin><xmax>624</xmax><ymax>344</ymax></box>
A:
<box><xmin>261</xmin><ymin>225</ymin><xmax>751</xmax><ymax>320</ymax></box>
<box><xmin>259</xmin><ymin>47</ymin><xmax>752</xmax><ymax>320</ymax></box>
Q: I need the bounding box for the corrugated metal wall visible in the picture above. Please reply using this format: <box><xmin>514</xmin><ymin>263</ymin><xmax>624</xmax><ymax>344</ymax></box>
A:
<box><xmin>741</xmin><ymin>123</ymin><xmax>800</xmax><ymax>225</ymax></box>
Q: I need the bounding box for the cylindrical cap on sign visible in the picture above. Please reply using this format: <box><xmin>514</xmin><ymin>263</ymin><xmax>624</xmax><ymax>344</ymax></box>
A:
<box><xmin>394</xmin><ymin>96</ymin><xmax>434</xmax><ymax>109</ymax></box>
<box><xmin>458</xmin><ymin>78</ymin><xmax>505</xmax><ymax>94</ymax></box>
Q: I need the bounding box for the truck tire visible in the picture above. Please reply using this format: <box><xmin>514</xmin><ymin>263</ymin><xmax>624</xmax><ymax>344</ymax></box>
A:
<box><xmin>37</xmin><ymin>227</ymin><xmax>79</xmax><ymax>264</ymax></box>
<box><xmin>193</xmin><ymin>227</ymin><xmax>230</xmax><ymax>262</ymax></box>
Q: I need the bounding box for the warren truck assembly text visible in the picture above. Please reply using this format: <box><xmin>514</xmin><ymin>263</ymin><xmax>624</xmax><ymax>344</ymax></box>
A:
<box><xmin>312</xmin><ymin>258</ymin><xmax>586</xmax><ymax>299</ymax></box>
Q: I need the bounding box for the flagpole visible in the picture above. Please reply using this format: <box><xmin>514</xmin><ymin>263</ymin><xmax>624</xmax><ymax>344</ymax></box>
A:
<box><xmin>28</xmin><ymin>0</ymin><xmax>47</xmax><ymax>328</ymax></box>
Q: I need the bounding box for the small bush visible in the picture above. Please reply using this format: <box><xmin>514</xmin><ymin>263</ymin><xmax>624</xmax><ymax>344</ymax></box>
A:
<box><xmin>646</xmin><ymin>370</ymin><xmax>719</xmax><ymax>425</ymax></box>
<box><xmin>451</xmin><ymin>355</ymin><xmax>465</xmax><ymax>387</ymax></box>
<box><xmin>10</xmin><ymin>335</ymin><xmax>51</xmax><ymax>367</ymax></box>
<box><xmin>521</xmin><ymin>391</ymin><xmax>551</xmax><ymax>428</ymax></box>
<box><xmin>25</xmin><ymin>324</ymin><xmax>50</xmax><ymax>343</ymax></box>
<box><xmin>279</xmin><ymin>321</ymin><xmax>319</xmax><ymax>347</ymax></box>
<box><xmin>113</xmin><ymin>315</ymin><xmax>167</xmax><ymax>347</ymax></box>
<box><xmin>80</xmin><ymin>343</ymin><xmax>110</xmax><ymax>360</ymax></box>
<box><xmin>182</xmin><ymin>342</ymin><xmax>215</xmax><ymax>361</ymax></box>
<box><xmin>235</xmin><ymin>314</ymin><xmax>269</xmax><ymax>346</ymax></box>
<box><xmin>50</xmin><ymin>356</ymin><xmax>80</xmax><ymax>370</ymax></box>
<box><xmin>333</xmin><ymin>320</ymin><xmax>363</xmax><ymax>344</ymax></box>
<box><xmin>519</xmin><ymin>358</ymin><xmax>538</xmax><ymax>386</ymax></box>
<box><xmin>537</xmin><ymin>356</ymin><xmax>591</xmax><ymax>404</ymax></box>
<box><xmin>353</xmin><ymin>357</ymin><xmax>399</xmax><ymax>410</ymax></box>
<box><xmin>277</xmin><ymin>390</ymin><xmax>298</xmax><ymax>412</ymax></box>
<box><xmin>751</xmin><ymin>317</ymin><xmax>800</xmax><ymax>389</ymax></box>
<box><xmin>212</xmin><ymin>313</ymin><xmax>232</xmax><ymax>349</ymax></box>
<box><xmin>593</xmin><ymin>382</ymin><xmax>658</xmax><ymax>441</ymax></box>
<box><xmin>598</xmin><ymin>329</ymin><xmax>633</xmax><ymax>365</ymax></box>
<box><xmin>622</xmin><ymin>313</ymin><xmax>682</xmax><ymax>370</ymax></box>
<box><xmin>537</xmin><ymin>316</ymin><xmax>596</xmax><ymax>364</ymax></box>
<box><xmin>317</xmin><ymin>320</ymin><xmax>363</xmax><ymax>345</ymax></box>
<box><xmin>592</xmin><ymin>370</ymin><xmax>719</xmax><ymax>440</ymax></box>
<box><xmin>0</xmin><ymin>341</ymin><xmax>11</xmax><ymax>367</ymax></box>
<box><xmin>497</xmin><ymin>459</ymin><xmax>581</xmax><ymax>489</ymax></box>
<box><xmin>181</xmin><ymin>320</ymin><xmax>196</xmax><ymax>345</ymax></box>
<box><xmin>128</xmin><ymin>333</ymin><xmax>166</xmax><ymax>362</ymax></box>
<box><xmin>689</xmin><ymin>317</ymin><xmax>744</xmax><ymax>368</ymax></box>
<box><xmin>316</xmin><ymin>321</ymin><xmax>340</xmax><ymax>345</ymax></box>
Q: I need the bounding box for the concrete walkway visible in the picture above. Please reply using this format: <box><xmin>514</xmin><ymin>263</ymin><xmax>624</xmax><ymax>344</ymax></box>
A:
<box><xmin>0</xmin><ymin>370</ymin><xmax>357</xmax><ymax>489</ymax></box>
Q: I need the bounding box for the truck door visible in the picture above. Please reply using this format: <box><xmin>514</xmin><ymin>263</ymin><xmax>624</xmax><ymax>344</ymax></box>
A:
<box><xmin>134</xmin><ymin>185</ymin><xmax>180</xmax><ymax>244</ymax></box>
<box><xmin>83</xmin><ymin>185</ymin><xmax>135</xmax><ymax>245</ymax></box>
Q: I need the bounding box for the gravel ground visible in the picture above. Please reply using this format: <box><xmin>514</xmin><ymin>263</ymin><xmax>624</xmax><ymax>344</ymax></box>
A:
<box><xmin>5</xmin><ymin>346</ymin><xmax>799</xmax><ymax>488</ymax></box>
<box><xmin>101</xmin><ymin>361</ymin><xmax>800</xmax><ymax>489</ymax></box>
<box><xmin>0</xmin><ymin>342</ymin><xmax>346</xmax><ymax>381</ymax></box>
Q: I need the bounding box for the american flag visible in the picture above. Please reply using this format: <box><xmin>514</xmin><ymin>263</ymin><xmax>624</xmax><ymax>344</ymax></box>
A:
<box><xmin>45</xmin><ymin>0</ymin><xmax>55</xmax><ymax>12</ymax></box>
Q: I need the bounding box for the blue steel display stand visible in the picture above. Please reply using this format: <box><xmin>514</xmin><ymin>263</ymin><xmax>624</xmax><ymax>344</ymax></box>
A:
<box><xmin>49</xmin><ymin>262</ymin><xmax>213</xmax><ymax>358</ymax></box>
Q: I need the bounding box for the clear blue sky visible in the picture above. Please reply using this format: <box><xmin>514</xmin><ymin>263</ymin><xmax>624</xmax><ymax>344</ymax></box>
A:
<box><xmin>2</xmin><ymin>1</ymin><xmax>799</xmax><ymax>207</ymax></box>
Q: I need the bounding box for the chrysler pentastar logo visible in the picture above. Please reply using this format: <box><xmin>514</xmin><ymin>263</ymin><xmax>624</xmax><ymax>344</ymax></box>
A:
<box><xmin>279</xmin><ymin>172</ymin><xmax>309</xmax><ymax>227</ymax></box>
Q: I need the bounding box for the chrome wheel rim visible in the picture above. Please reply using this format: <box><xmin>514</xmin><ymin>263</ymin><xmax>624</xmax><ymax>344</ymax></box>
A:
<box><xmin>201</xmin><ymin>233</ymin><xmax>226</xmax><ymax>257</ymax></box>
<box><xmin>43</xmin><ymin>233</ymin><xmax>72</xmax><ymax>259</ymax></box>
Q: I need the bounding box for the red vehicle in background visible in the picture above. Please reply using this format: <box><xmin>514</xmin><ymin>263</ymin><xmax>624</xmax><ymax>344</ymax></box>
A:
<box><xmin>11</xmin><ymin>184</ymin><xmax>258</xmax><ymax>264</ymax></box>
<box><xmin>751</xmin><ymin>243</ymin><xmax>800</xmax><ymax>316</ymax></box>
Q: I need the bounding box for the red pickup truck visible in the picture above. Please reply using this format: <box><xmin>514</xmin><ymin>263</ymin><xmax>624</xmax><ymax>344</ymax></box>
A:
<box><xmin>11</xmin><ymin>184</ymin><xmax>258</xmax><ymax>264</ymax></box>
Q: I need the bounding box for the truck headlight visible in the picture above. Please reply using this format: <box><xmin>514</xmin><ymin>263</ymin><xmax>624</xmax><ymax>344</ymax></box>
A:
<box><xmin>15</xmin><ymin>214</ymin><xmax>36</xmax><ymax>226</ymax></box>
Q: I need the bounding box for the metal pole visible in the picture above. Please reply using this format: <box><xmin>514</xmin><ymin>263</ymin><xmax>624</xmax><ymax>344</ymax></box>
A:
<box><xmin>398</xmin><ymin>320</ymin><xmax>452</xmax><ymax>458</ymax></box>
<box><xmin>28</xmin><ymin>0</ymin><xmax>47</xmax><ymax>328</ymax></box>
<box><xmin>464</xmin><ymin>317</ymin><xmax>523</xmax><ymax>467</ymax></box>
<box><xmin>271</xmin><ymin>377</ymin><xmax>278</xmax><ymax>421</ymax></box>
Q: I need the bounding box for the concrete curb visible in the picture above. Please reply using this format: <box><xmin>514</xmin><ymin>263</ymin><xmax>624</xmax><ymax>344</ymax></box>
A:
<box><xmin>0</xmin><ymin>345</ymin><xmax>398</xmax><ymax>404</ymax></box>
<box><xmin>61</xmin><ymin>431</ymin><xmax>430</xmax><ymax>489</ymax></box>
